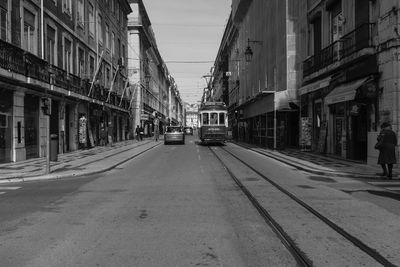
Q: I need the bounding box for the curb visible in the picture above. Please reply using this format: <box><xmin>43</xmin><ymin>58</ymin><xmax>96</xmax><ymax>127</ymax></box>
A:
<box><xmin>0</xmin><ymin>142</ymin><xmax>161</xmax><ymax>184</ymax></box>
<box><xmin>232</xmin><ymin>142</ymin><xmax>383</xmax><ymax>179</ymax></box>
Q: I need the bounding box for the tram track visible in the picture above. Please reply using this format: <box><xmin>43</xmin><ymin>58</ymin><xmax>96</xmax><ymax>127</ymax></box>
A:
<box><xmin>208</xmin><ymin>145</ymin><xmax>396</xmax><ymax>267</ymax></box>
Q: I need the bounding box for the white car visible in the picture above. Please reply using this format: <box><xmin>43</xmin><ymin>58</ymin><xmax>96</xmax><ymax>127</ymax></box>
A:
<box><xmin>164</xmin><ymin>126</ymin><xmax>185</xmax><ymax>145</ymax></box>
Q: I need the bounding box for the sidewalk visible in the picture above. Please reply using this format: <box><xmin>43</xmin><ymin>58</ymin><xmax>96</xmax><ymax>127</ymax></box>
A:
<box><xmin>0</xmin><ymin>139</ymin><xmax>392</xmax><ymax>183</ymax></box>
<box><xmin>0</xmin><ymin>139</ymin><xmax>160</xmax><ymax>183</ymax></box>
<box><xmin>233</xmin><ymin>142</ymin><xmax>392</xmax><ymax>180</ymax></box>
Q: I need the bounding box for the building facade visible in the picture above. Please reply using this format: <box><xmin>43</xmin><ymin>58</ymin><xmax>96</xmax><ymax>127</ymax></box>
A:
<box><xmin>184</xmin><ymin>103</ymin><xmax>199</xmax><ymax>128</ymax></box>
<box><xmin>0</xmin><ymin>0</ymin><xmax>132</xmax><ymax>163</ymax></box>
<box><xmin>214</xmin><ymin>0</ymin><xmax>400</xmax><ymax>165</ymax></box>
<box><xmin>212</xmin><ymin>0</ymin><xmax>301</xmax><ymax>149</ymax></box>
<box><xmin>127</xmin><ymin>0</ymin><xmax>183</xmax><ymax>135</ymax></box>
<box><xmin>299</xmin><ymin>0</ymin><xmax>397</xmax><ymax>164</ymax></box>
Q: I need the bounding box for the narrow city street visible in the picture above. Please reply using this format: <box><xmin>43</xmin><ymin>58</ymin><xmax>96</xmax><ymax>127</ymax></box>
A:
<box><xmin>2</xmin><ymin>0</ymin><xmax>400</xmax><ymax>266</ymax></box>
<box><xmin>1</xmin><ymin>135</ymin><xmax>400</xmax><ymax>266</ymax></box>
<box><xmin>0</xmin><ymin>136</ymin><xmax>294</xmax><ymax>266</ymax></box>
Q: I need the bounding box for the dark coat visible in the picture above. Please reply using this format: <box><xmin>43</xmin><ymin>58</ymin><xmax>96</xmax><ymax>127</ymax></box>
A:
<box><xmin>377</xmin><ymin>129</ymin><xmax>397</xmax><ymax>164</ymax></box>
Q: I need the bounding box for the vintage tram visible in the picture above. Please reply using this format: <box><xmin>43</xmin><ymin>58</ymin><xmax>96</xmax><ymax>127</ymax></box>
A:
<box><xmin>198</xmin><ymin>101</ymin><xmax>228</xmax><ymax>143</ymax></box>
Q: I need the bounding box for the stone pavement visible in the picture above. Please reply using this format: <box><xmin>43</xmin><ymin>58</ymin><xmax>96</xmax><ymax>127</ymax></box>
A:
<box><xmin>0</xmin><ymin>138</ymin><xmax>395</xmax><ymax>184</ymax></box>
<box><xmin>0</xmin><ymin>139</ymin><xmax>160</xmax><ymax>183</ymax></box>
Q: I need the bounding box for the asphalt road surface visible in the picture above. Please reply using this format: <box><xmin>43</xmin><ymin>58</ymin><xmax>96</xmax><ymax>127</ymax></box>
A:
<box><xmin>0</xmin><ymin>135</ymin><xmax>295</xmax><ymax>266</ymax></box>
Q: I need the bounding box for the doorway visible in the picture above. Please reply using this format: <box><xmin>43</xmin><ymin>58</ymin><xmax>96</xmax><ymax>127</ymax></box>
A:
<box><xmin>24</xmin><ymin>95</ymin><xmax>39</xmax><ymax>159</ymax></box>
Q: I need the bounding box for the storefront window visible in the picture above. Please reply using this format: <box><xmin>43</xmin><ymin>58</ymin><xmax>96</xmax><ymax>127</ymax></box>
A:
<box><xmin>0</xmin><ymin>90</ymin><xmax>12</xmax><ymax>162</ymax></box>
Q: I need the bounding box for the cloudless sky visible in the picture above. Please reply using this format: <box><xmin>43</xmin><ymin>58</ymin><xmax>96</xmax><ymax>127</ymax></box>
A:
<box><xmin>143</xmin><ymin>0</ymin><xmax>232</xmax><ymax>105</ymax></box>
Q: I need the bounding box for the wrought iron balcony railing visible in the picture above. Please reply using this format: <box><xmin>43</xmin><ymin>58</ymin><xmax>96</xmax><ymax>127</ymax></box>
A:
<box><xmin>25</xmin><ymin>52</ymin><xmax>49</xmax><ymax>83</ymax></box>
<box><xmin>303</xmin><ymin>23</ymin><xmax>375</xmax><ymax>77</ymax></box>
<box><xmin>0</xmin><ymin>39</ymin><xmax>26</xmax><ymax>75</ymax></box>
<box><xmin>0</xmin><ymin>39</ymin><xmax>135</xmax><ymax>111</ymax></box>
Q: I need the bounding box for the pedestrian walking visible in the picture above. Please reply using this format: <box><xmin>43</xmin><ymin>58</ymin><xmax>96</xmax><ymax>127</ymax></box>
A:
<box><xmin>135</xmin><ymin>125</ymin><xmax>141</xmax><ymax>141</ymax></box>
<box><xmin>376</xmin><ymin>122</ymin><xmax>397</xmax><ymax>179</ymax></box>
<box><xmin>100</xmin><ymin>124</ymin><xmax>107</xmax><ymax>146</ymax></box>
<box><xmin>139</xmin><ymin>126</ymin><xmax>144</xmax><ymax>141</ymax></box>
<box><xmin>154</xmin><ymin>117</ymin><xmax>159</xmax><ymax>142</ymax></box>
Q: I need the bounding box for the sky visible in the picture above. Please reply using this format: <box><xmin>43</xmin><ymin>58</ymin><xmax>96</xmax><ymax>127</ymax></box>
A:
<box><xmin>143</xmin><ymin>0</ymin><xmax>232</xmax><ymax>105</ymax></box>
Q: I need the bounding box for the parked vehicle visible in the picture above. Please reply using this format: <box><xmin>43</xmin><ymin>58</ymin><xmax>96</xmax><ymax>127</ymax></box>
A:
<box><xmin>198</xmin><ymin>101</ymin><xmax>228</xmax><ymax>144</ymax></box>
<box><xmin>164</xmin><ymin>126</ymin><xmax>185</xmax><ymax>145</ymax></box>
<box><xmin>184</xmin><ymin>127</ymin><xmax>194</xmax><ymax>135</ymax></box>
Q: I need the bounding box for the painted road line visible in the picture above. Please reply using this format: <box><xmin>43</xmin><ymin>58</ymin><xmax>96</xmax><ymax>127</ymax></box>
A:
<box><xmin>0</xmin><ymin>186</ymin><xmax>21</xmax><ymax>190</ymax></box>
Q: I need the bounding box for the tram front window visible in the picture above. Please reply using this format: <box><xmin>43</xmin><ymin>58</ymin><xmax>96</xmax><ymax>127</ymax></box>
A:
<box><xmin>210</xmin><ymin>113</ymin><xmax>218</xmax><ymax>124</ymax></box>
<box><xmin>202</xmin><ymin>113</ymin><xmax>209</xmax><ymax>125</ymax></box>
<box><xmin>219</xmin><ymin>113</ymin><xmax>225</xmax><ymax>125</ymax></box>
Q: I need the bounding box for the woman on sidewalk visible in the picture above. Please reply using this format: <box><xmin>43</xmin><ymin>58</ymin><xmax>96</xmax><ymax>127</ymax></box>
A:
<box><xmin>376</xmin><ymin>122</ymin><xmax>397</xmax><ymax>179</ymax></box>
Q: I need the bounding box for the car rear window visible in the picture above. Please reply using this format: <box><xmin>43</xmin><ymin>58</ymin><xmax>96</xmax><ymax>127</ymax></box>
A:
<box><xmin>166</xmin><ymin>127</ymin><xmax>182</xmax><ymax>133</ymax></box>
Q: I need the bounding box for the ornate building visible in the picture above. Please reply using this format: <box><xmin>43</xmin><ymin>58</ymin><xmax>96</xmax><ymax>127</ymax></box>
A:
<box><xmin>0</xmin><ymin>0</ymin><xmax>131</xmax><ymax>163</ymax></box>
<box><xmin>127</xmin><ymin>0</ymin><xmax>183</xmax><ymax>135</ymax></box>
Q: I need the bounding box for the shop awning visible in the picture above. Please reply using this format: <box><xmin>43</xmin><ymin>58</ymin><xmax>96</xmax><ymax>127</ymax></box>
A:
<box><xmin>299</xmin><ymin>76</ymin><xmax>331</xmax><ymax>95</ymax></box>
<box><xmin>325</xmin><ymin>77</ymin><xmax>371</xmax><ymax>105</ymax></box>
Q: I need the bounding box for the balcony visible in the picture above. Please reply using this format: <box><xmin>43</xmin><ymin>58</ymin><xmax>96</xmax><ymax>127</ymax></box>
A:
<box><xmin>0</xmin><ymin>39</ymin><xmax>26</xmax><ymax>75</ymax></box>
<box><xmin>303</xmin><ymin>23</ymin><xmax>375</xmax><ymax>78</ymax></box>
<box><xmin>0</xmin><ymin>39</ymin><xmax>129</xmax><ymax>110</ymax></box>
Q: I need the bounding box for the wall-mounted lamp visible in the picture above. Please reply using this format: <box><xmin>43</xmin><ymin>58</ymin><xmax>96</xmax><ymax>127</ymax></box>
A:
<box><xmin>244</xmin><ymin>38</ymin><xmax>263</xmax><ymax>62</ymax></box>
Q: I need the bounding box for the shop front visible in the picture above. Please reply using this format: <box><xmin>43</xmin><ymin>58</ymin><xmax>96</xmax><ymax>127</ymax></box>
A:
<box><xmin>238</xmin><ymin>91</ymin><xmax>298</xmax><ymax>149</ymax></box>
<box><xmin>0</xmin><ymin>89</ymin><xmax>13</xmax><ymax>162</ymax></box>
<box><xmin>78</xmin><ymin>103</ymin><xmax>89</xmax><ymax>149</ymax></box>
<box><xmin>325</xmin><ymin>77</ymin><xmax>378</xmax><ymax>161</ymax></box>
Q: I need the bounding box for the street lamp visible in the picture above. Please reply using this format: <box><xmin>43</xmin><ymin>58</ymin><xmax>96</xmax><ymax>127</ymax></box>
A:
<box><xmin>244</xmin><ymin>38</ymin><xmax>263</xmax><ymax>63</ymax></box>
<box><xmin>244</xmin><ymin>46</ymin><xmax>253</xmax><ymax>62</ymax></box>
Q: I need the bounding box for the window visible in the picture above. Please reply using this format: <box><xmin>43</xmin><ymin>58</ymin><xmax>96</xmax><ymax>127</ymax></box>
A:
<box><xmin>105</xmin><ymin>24</ymin><xmax>110</xmax><ymax>50</ymax></box>
<box><xmin>111</xmin><ymin>0</ymin><xmax>114</xmax><ymax>14</ymax></box>
<box><xmin>0</xmin><ymin>7</ymin><xmax>7</xmax><ymax>41</ymax></box>
<box><xmin>89</xmin><ymin>55</ymin><xmax>95</xmax><ymax>78</ymax></box>
<box><xmin>106</xmin><ymin>67</ymin><xmax>110</xmax><ymax>87</ymax></box>
<box><xmin>202</xmin><ymin>113</ymin><xmax>209</xmax><ymax>125</ymax></box>
<box><xmin>210</xmin><ymin>113</ymin><xmax>218</xmax><ymax>124</ymax></box>
<box><xmin>330</xmin><ymin>1</ymin><xmax>343</xmax><ymax>59</ymax></box>
<box><xmin>116</xmin><ymin>1</ymin><xmax>120</xmax><ymax>21</ymax></box>
<box><xmin>219</xmin><ymin>113</ymin><xmax>225</xmax><ymax>125</ymax></box>
<box><xmin>122</xmin><ymin>44</ymin><xmax>125</xmax><ymax>64</ymax></box>
<box><xmin>23</xmin><ymin>8</ymin><xmax>37</xmax><ymax>54</ymax></box>
<box><xmin>62</xmin><ymin>0</ymin><xmax>72</xmax><ymax>14</ymax></box>
<box><xmin>330</xmin><ymin>1</ymin><xmax>343</xmax><ymax>42</ymax></box>
<box><xmin>63</xmin><ymin>38</ymin><xmax>72</xmax><ymax>73</ymax></box>
<box><xmin>111</xmin><ymin>32</ymin><xmax>115</xmax><ymax>56</ymax></box>
<box><xmin>77</xmin><ymin>0</ymin><xmax>84</xmax><ymax>26</ymax></box>
<box><xmin>311</xmin><ymin>16</ymin><xmax>321</xmax><ymax>55</ymax></box>
<box><xmin>88</xmin><ymin>3</ymin><xmax>95</xmax><ymax>37</ymax></box>
<box><xmin>78</xmin><ymin>47</ymin><xmax>85</xmax><ymax>77</ymax></box>
<box><xmin>46</xmin><ymin>25</ymin><xmax>56</xmax><ymax>65</ymax></box>
<box><xmin>118</xmin><ymin>38</ymin><xmax>121</xmax><ymax>58</ymax></box>
<box><xmin>97</xmin><ymin>14</ymin><xmax>103</xmax><ymax>44</ymax></box>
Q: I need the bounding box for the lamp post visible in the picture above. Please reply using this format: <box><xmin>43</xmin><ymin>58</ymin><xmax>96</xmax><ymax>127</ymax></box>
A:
<box><xmin>244</xmin><ymin>38</ymin><xmax>263</xmax><ymax>63</ymax></box>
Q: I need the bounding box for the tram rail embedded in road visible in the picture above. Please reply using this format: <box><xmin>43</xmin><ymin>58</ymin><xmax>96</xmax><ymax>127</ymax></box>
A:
<box><xmin>208</xmin><ymin>145</ymin><xmax>396</xmax><ymax>267</ymax></box>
